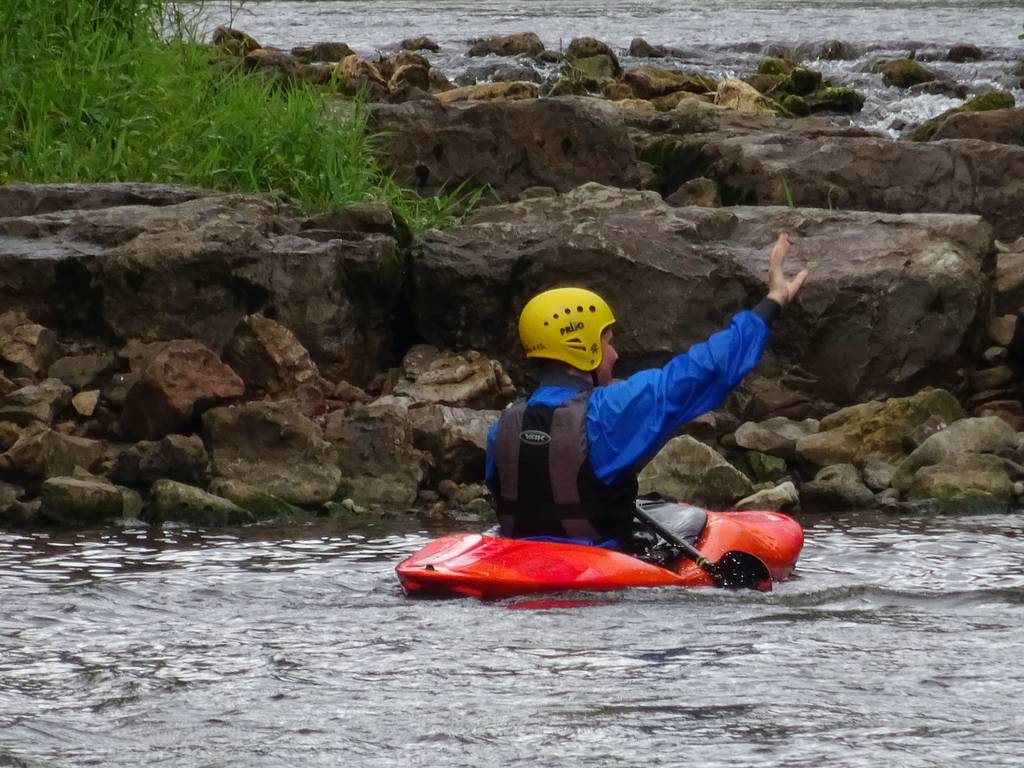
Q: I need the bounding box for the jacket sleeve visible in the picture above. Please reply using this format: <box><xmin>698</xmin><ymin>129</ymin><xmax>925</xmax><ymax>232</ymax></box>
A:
<box><xmin>484</xmin><ymin>421</ymin><xmax>499</xmax><ymax>493</ymax></box>
<box><xmin>586</xmin><ymin>308</ymin><xmax>771</xmax><ymax>484</ymax></box>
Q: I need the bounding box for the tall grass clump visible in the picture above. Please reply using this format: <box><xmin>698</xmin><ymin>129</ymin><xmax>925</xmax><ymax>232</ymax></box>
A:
<box><xmin>0</xmin><ymin>0</ymin><xmax>467</xmax><ymax>231</ymax></box>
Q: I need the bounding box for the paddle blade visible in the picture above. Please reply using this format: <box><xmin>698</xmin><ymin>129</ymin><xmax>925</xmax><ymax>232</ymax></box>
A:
<box><xmin>707</xmin><ymin>551</ymin><xmax>773</xmax><ymax>591</ymax></box>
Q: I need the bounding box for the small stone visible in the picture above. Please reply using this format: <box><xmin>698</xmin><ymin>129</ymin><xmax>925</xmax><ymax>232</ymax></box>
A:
<box><xmin>1015</xmin><ymin>481</ymin><xmax>1024</xmax><ymax>498</ymax></box>
<box><xmin>987</xmin><ymin>314</ymin><xmax>1017</xmax><ymax>346</ymax></box>
<box><xmin>72</xmin><ymin>390</ymin><xmax>100</xmax><ymax>417</ymax></box>
<box><xmin>969</xmin><ymin>365</ymin><xmax>1015</xmax><ymax>393</ymax></box>
<box><xmin>39</xmin><ymin>477</ymin><xmax>124</xmax><ymax>526</ymax></box>
<box><xmin>966</xmin><ymin>387</ymin><xmax>1017</xmax><ymax>410</ymax></box>
<box><xmin>862</xmin><ymin>459</ymin><xmax>897</xmax><ymax>492</ymax></box>
<box><xmin>437</xmin><ymin>479</ymin><xmax>458</xmax><ymax>501</ymax></box>
<box><xmin>734</xmin><ymin>481</ymin><xmax>799</xmax><ymax>512</ymax></box>
<box><xmin>47</xmin><ymin>353</ymin><xmax>117</xmax><ymax>391</ymax></box>
<box><xmin>983</xmin><ymin>346</ymin><xmax>1009</xmax><ymax>365</ymax></box>
<box><xmin>665</xmin><ymin>177</ymin><xmax>721</xmax><ymax>208</ymax></box>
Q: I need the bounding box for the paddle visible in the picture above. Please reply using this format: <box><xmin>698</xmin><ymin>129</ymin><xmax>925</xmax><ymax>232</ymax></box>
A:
<box><xmin>633</xmin><ymin>503</ymin><xmax>772</xmax><ymax>591</ymax></box>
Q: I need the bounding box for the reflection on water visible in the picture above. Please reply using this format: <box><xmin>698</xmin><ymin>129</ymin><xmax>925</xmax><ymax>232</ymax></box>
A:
<box><xmin>1</xmin><ymin>512</ymin><xmax>1023</xmax><ymax>767</ymax></box>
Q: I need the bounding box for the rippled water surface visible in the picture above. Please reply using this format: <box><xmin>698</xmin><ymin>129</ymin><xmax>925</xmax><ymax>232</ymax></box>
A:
<box><xmin>2</xmin><ymin>513</ymin><xmax>1023</xmax><ymax>767</ymax></box>
<box><xmin>200</xmin><ymin>0</ymin><xmax>1024</xmax><ymax>133</ymax></box>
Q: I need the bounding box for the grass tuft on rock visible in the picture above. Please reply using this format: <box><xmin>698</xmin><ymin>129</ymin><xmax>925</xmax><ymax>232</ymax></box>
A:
<box><xmin>0</xmin><ymin>0</ymin><xmax>466</xmax><ymax>232</ymax></box>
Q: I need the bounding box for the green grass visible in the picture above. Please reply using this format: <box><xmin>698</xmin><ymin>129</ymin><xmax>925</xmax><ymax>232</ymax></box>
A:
<box><xmin>0</xmin><ymin>0</ymin><xmax>469</xmax><ymax>232</ymax></box>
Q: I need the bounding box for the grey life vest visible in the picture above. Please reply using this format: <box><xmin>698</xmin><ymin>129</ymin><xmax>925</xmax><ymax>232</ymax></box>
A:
<box><xmin>491</xmin><ymin>379</ymin><xmax>638</xmax><ymax>542</ymax></box>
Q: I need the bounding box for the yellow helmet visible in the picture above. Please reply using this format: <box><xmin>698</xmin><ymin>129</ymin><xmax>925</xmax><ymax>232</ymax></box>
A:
<box><xmin>518</xmin><ymin>287</ymin><xmax>615</xmax><ymax>371</ymax></box>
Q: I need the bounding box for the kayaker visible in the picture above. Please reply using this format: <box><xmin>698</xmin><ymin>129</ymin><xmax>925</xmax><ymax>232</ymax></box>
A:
<box><xmin>485</xmin><ymin>232</ymin><xmax>809</xmax><ymax>546</ymax></box>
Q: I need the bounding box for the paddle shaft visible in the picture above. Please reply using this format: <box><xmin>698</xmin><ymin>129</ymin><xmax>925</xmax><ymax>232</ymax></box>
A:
<box><xmin>633</xmin><ymin>504</ymin><xmax>713</xmax><ymax>566</ymax></box>
<box><xmin>633</xmin><ymin>503</ymin><xmax>772</xmax><ymax>590</ymax></box>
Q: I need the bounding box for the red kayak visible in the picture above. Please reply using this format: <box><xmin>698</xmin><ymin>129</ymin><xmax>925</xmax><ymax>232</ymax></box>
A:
<box><xmin>397</xmin><ymin>503</ymin><xmax>804</xmax><ymax>599</ymax></box>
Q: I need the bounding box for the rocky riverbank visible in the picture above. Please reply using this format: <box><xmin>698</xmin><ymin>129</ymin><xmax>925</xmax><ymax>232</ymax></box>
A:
<box><xmin>2</xmin><ymin>29</ymin><xmax>1024</xmax><ymax>530</ymax></box>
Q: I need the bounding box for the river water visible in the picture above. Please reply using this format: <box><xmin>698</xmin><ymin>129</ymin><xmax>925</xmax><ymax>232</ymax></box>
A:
<box><xmin>2</xmin><ymin>512</ymin><xmax>1023</xmax><ymax>767</ymax></box>
<box><xmin>201</xmin><ymin>0</ymin><xmax>1024</xmax><ymax>134</ymax></box>
<box><xmin>4</xmin><ymin>3</ymin><xmax>1024</xmax><ymax>765</ymax></box>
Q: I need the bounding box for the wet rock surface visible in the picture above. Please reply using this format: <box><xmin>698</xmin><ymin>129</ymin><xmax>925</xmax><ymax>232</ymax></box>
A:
<box><xmin>4</xmin><ymin>11</ymin><xmax>1024</xmax><ymax>533</ymax></box>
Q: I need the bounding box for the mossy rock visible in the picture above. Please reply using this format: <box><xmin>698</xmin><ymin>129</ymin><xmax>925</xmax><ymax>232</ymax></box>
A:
<box><xmin>796</xmin><ymin>388</ymin><xmax>966</xmax><ymax>467</ymax></box>
<box><xmin>208</xmin><ymin>479</ymin><xmax>306</xmax><ymax>521</ymax></box>
<box><xmin>962</xmin><ymin>90</ymin><xmax>1015</xmax><ymax>112</ymax></box>
<box><xmin>639</xmin><ymin>137</ymin><xmax>716</xmax><ymax>195</ymax></box>
<box><xmin>546</xmin><ymin>77</ymin><xmax>589</xmax><ymax>97</ymax></box>
<box><xmin>603</xmin><ymin>81</ymin><xmax>636</xmax><ymax>101</ymax></box>
<box><xmin>745</xmin><ymin>73</ymin><xmax>786</xmax><ymax>95</ymax></box>
<box><xmin>781</xmin><ymin>94</ymin><xmax>810</xmax><ymax>117</ymax></box>
<box><xmin>566</xmin><ymin>37</ymin><xmax>621</xmax><ymax>75</ymax></box>
<box><xmin>785</xmin><ymin>67</ymin><xmax>823</xmax><ymax>96</ymax></box>
<box><xmin>910</xmin><ymin>90</ymin><xmax>1016</xmax><ymax>142</ymax></box>
<box><xmin>874</xmin><ymin>58</ymin><xmax>938</xmax><ymax>88</ymax></box>
<box><xmin>146</xmin><ymin>480</ymin><xmax>255</xmax><ymax>526</ymax></box>
<box><xmin>758</xmin><ymin>57</ymin><xmax>796</xmax><ymax>76</ymax></box>
<box><xmin>623</xmin><ymin>68</ymin><xmax>716</xmax><ymax>100</ymax></box>
<box><xmin>903</xmin><ymin>454</ymin><xmax>1013</xmax><ymax>512</ymax></box>
<box><xmin>212</xmin><ymin>26</ymin><xmax>261</xmax><ymax>57</ymax></box>
<box><xmin>804</xmin><ymin>86</ymin><xmax>865</xmax><ymax>114</ymax></box>
<box><xmin>716</xmin><ymin>78</ymin><xmax>784</xmax><ymax>117</ymax></box>
<box><xmin>651</xmin><ymin>91</ymin><xmax>705</xmax><ymax>111</ymax></box>
<box><xmin>564</xmin><ymin>54</ymin><xmax>617</xmax><ymax>84</ymax></box>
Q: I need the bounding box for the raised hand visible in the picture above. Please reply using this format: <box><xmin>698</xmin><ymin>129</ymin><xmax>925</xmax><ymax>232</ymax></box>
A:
<box><xmin>766</xmin><ymin>232</ymin><xmax>810</xmax><ymax>307</ymax></box>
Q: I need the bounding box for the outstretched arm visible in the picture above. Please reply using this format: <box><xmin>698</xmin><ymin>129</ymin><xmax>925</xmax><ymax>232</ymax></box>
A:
<box><xmin>587</xmin><ymin>231</ymin><xmax>809</xmax><ymax>483</ymax></box>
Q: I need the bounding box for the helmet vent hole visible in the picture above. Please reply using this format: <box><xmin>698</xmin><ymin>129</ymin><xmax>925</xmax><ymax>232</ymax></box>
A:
<box><xmin>543</xmin><ymin>321</ymin><xmax>549</xmax><ymax>326</ymax></box>
<box><xmin>564</xmin><ymin>308</ymin><xmax>571</xmax><ymax>314</ymax></box>
<box><xmin>577</xmin><ymin>305</ymin><xmax>584</xmax><ymax>312</ymax></box>
<box><xmin>553</xmin><ymin>313</ymin><xmax>559</xmax><ymax>319</ymax></box>
<box><xmin>589</xmin><ymin>305</ymin><xmax>596</xmax><ymax>312</ymax></box>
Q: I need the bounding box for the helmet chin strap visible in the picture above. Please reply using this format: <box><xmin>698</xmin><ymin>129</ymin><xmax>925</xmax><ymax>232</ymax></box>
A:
<box><xmin>591</xmin><ymin>370</ymin><xmax>599</xmax><ymax>387</ymax></box>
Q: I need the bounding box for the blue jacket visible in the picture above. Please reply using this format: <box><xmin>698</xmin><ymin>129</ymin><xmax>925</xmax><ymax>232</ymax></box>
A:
<box><xmin>486</xmin><ymin>304</ymin><xmax>774</xmax><ymax>488</ymax></box>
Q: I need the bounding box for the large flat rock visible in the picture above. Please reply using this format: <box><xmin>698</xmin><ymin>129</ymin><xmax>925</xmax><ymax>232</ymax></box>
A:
<box><xmin>414</xmin><ymin>183</ymin><xmax>991</xmax><ymax>404</ymax></box>
<box><xmin>0</xmin><ymin>190</ymin><xmax>406</xmax><ymax>385</ymax></box>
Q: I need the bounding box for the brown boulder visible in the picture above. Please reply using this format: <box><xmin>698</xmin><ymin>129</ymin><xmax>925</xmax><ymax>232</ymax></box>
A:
<box><xmin>406</xmin><ymin>404</ymin><xmax>498</xmax><ymax>483</ymax></box>
<box><xmin>566</xmin><ymin>37</ymin><xmax>621</xmax><ymax>76</ymax></box>
<box><xmin>400</xmin><ymin>36</ymin><xmax>440</xmax><ymax>52</ymax></box>
<box><xmin>211</xmin><ymin>26</ymin><xmax>261</xmax><ymax>57</ymax></box>
<box><xmin>0</xmin><ymin>423</ymin><xmax>104</xmax><ymax>480</ymax></box>
<box><xmin>333</xmin><ymin>55</ymin><xmax>388</xmax><ymax>100</ymax></box>
<box><xmin>0</xmin><ymin>312</ymin><xmax>57</xmax><ymax>375</ymax></box>
<box><xmin>202</xmin><ymin>400</ymin><xmax>341</xmax><ymax>507</ymax></box>
<box><xmin>110</xmin><ymin>434</ymin><xmax>210</xmax><ymax>488</ymax></box>
<box><xmin>39</xmin><ymin>476</ymin><xmax>124</xmax><ymax>526</ymax></box>
<box><xmin>623</xmin><ymin>68</ymin><xmax>714</xmax><ymax>100</ymax></box>
<box><xmin>946</xmin><ymin>44</ymin><xmax>984</xmax><ymax>63</ymax></box>
<box><xmin>467</xmin><ymin>33</ymin><xmax>544</xmax><ymax>58</ymax></box>
<box><xmin>291</xmin><ymin>41</ymin><xmax>355</xmax><ymax>63</ymax></box>
<box><xmin>920</xmin><ymin>107</ymin><xmax>1024</xmax><ymax>146</ymax></box>
<box><xmin>47</xmin><ymin>353</ymin><xmax>116</xmax><ymax>390</ymax></box>
<box><xmin>0</xmin><ymin>190</ymin><xmax>408</xmax><ymax>386</ymax></box>
<box><xmin>415</xmin><ymin>184</ymin><xmax>989</xmax><ymax>405</ymax></box>
<box><xmin>675</xmin><ymin>129</ymin><xmax>1024</xmax><ymax>240</ymax></box>
<box><xmin>369</xmin><ymin>97</ymin><xmax>651</xmax><ymax>199</ymax></box>
<box><xmin>435</xmin><ymin>81</ymin><xmax>539</xmax><ymax>104</ymax></box>
<box><xmin>223</xmin><ymin>314</ymin><xmax>320</xmax><ymax>397</ymax></box>
<box><xmin>872</xmin><ymin>58</ymin><xmax>940</xmax><ymax>88</ymax></box>
<box><xmin>324</xmin><ymin>402</ymin><xmax>427</xmax><ymax>507</ymax></box>
<box><xmin>389</xmin><ymin>63</ymin><xmax>431</xmax><ymax>93</ymax></box>
<box><xmin>0</xmin><ymin>380</ymin><xmax>72</xmax><ymax>426</ymax></box>
<box><xmin>393</xmin><ymin>346</ymin><xmax>515</xmax><ymax>409</ymax></box>
<box><xmin>121</xmin><ymin>340</ymin><xmax>244</xmax><ymax>440</ymax></box>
